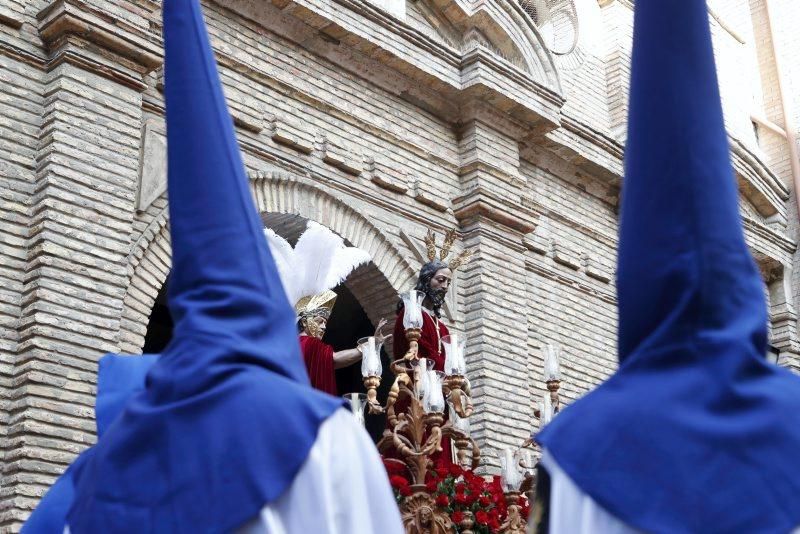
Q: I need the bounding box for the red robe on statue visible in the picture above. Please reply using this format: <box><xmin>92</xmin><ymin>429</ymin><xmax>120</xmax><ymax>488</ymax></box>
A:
<box><xmin>392</xmin><ymin>309</ymin><xmax>449</xmax><ymax>370</ymax></box>
<box><xmin>299</xmin><ymin>335</ymin><xmax>337</xmax><ymax>396</ymax></box>
<box><xmin>391</xmin><ymin>308</ymin><xmax>454</xmax><ymax>466</ymax></box>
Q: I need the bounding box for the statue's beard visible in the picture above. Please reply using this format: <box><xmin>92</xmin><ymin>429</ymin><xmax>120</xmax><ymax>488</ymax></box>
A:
<box><xmin>425</xmin><ymin>287</ymin><xmax>447</xmax><ymax>311</ymax></box>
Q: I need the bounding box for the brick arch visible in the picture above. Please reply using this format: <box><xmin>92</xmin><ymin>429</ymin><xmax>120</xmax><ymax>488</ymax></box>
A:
<box><xmin>119</xmin><ymin>170</ymin><xmax>417</xmax><ymax>354</ymax></box>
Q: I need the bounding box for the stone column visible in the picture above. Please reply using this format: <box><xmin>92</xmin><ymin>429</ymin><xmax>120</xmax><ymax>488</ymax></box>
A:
<box><xmin>0</xmin><ymin>2</ymin><xmax>47</xmax><ymax>503</ymax></box>
<box><xmin>453</xmin><ymin>119</ymin><xmax>538</xmax><ymax>462</ymax></box>
<box><xmin>0</xmin><ymin>1</ymin><xmax>161</xmax><ymax>528</ymax></box>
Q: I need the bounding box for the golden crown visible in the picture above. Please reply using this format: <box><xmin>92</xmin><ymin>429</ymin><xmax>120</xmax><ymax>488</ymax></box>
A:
<box><xmin>423</xmin><ymin>229</ymin><xmax>473</xmax><ymax>271</ymax></box>
<box><xmin>295</xmin><ymin>290</ymin><xmax>337</xmax><ymax>317</ymax></box>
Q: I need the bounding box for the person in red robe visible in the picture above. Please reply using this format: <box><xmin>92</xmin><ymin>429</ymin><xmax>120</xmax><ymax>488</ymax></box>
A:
<box><xmin>393</xmin><ymin>261</ymin><xmax>452</xmax><ymax>369</ymax></box>
<box><xmin>298</xmin><ymin>290</ymin><xmax>389</xmax><ymax>395</ymax></box>
<box><xmin>392</xmin><ymin>259</ymin><xmax>457</xmax><ymax>465</ymax></box>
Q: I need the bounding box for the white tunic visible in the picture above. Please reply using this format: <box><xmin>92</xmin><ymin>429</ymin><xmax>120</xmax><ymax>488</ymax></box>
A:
<box><xmin>538</xmin><ymin>449</ymin><xmax>640</xmax><ymax>534</ymax></box>
<box><xmin>238</xmin><ymin>407</ymin><xmax>403</xmax><ymax>534</ymax></box>
<box><xmin>539</xmin><ymin>449</ymin><xmax>800</xmax><ymax>534</ymax></box>
<box><xmin>67</xmin><ymin>408</ymin><xmax>403</xmax><ymax>534</ymax></box>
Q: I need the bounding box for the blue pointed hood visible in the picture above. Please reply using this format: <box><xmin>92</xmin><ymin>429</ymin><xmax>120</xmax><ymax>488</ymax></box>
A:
<box><xmin>537</xmin><ymin>1</ymin><xmax>800</xmax><ymax>532</ymax></box>
<box><xmin>65</xmin><ymin>0</ymin><xmax>341</xmax><ymax>531</ymax></box>
<box><xmin>23</xmin><ymin>354</ymin><xmax>157</xmax><ymax>534</ymax></box>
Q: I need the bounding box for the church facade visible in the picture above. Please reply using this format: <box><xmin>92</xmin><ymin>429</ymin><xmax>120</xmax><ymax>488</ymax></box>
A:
<box><xmin>1</xmin><ymin>0</ymin><xmax>799</xmax><ymax>528</ymax></box>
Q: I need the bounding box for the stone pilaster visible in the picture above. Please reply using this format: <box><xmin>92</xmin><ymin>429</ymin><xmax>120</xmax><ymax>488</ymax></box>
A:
<box><xmin>454</xmin><ymin>119</ymin><xmax>538</xmax><ymax>462</ymax></box>
<box><xmin>0</xmin><ymin>1</ymin><xmax>160</xmax><ymax>528</ymax></box>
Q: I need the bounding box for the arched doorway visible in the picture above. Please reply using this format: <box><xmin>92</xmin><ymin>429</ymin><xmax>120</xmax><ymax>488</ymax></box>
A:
<box><xmin>140</xmin><ymin>213</ymin><xmax>399</xmax><ymax>441</ymax></box>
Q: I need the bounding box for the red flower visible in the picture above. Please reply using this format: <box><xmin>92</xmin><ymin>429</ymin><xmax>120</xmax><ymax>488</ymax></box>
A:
<box><xmin>489</xmin><ymin>518</ymin><xmax>501</xmax><ymax>531</ymax></box>
<box><xmin>383</xmin><ymin>459</ymin><xmax>408</xmax><ymax>476</ymax></box>
<box><xmin>399</xmin><ymin>485</ymin><xmax>412</xmax><ymax>497</ymax></box>
<box><xmin>479</xmin><ymin>495</ymin><xmax>491</xmax><ymax>507</ymax></box>
<box><xmin>389</xmin><ymin>475</ymin><xmax>409</xmax><ymax>489</ymax></box>
<box><xmin>449</xmin><ymin>464</ymin><xmax>463</xmax><ymax>477</ymax></box>
<box><xmin>520</xmin><ymin>503</ymin><xmax>531</xmax><ymax>520</ymax></box>
<box><xmin>425</xmin><ymin>480</ymin><xmax>438</xmax><ymax>492</ymax></box>
<box><xmin>436</xmin><ymin>466</ymin><xmax>449</xmax><ymax>478</ymax></box>
<box><xmin>451</xmin><ymin>510</ymin><xmax>465</xmax><ymax>524</ymax></box>
<box><xmin>475</xmin><ymin>510</ymin><xmax>489</xmax><ymax>525</ymax></box>
<box><xmin>454</xmin><ymin>492</ymin><xmax>468</xmax><ymax>505</ymax></box>
<box><xmin>435</xmin><ymin>494</ymin><xmax>450</xmax><ymax>507</ymax></box>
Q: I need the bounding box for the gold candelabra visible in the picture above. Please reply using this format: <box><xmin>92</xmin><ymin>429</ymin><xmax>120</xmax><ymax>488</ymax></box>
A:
<box><xmin>348</xmin><ymin>294</ymin><xmax>564</xmax><ymax>533</ymax></box>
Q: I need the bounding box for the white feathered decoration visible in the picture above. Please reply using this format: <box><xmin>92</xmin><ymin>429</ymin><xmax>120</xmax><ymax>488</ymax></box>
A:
<box><xmin>263</xmin><ymin>221</ymin><xmax>371</xmax><ymax>308</ymax></box>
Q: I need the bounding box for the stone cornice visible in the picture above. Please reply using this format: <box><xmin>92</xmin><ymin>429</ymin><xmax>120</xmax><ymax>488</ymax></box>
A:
<box><xmin>0</xmin><ymin>5</ymin><xmax>24</xmax><ymax>29</ymax></box>
<box><xmin>37</xmin><ymin>0</ymin><xmax>162</xmax><ymax>89</ymax></box>
<box><xmin>220</xmin><ymin>0</ymin><xmax>564</xmax><ymax>136</ymax></box>
<box><xmin>730</xmin><ymin>137</ymin><xmax>789</xmax><ymax>220</ymax></box>
<box><xmin>539</xmin><ymin>114</ymin><xmax>624</xmax><ymax>185</ymax></box>
<box><xmin>525</xmin><ymin>256</ymin><xmax>617</xmax><ymax>305</ymax></box>
<box><xmin>452</xmin><ymin>187</ymin><xmax>537</xmax><ymax>234</ymax></box>
<box><xmin>0</xmin><ymin>40</ymin><xmax>47</xmax><ymax>69</ymax></box>
<box><xmin>743</xmin><ymin>217</ymin><xmax>796</xmax><ymax>256</ymax></box>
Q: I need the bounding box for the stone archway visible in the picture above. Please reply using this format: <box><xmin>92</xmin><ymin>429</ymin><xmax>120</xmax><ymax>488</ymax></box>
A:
<box><xmin>119</xmin><ymin>170</ymin><xmax>417</xmax><ymax>355</ymax></box>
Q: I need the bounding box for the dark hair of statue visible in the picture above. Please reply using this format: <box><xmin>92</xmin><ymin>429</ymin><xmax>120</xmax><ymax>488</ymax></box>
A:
<box><xmin>397</xmin><ymin>260</ymin><xmax>448</xmax><ymax>319</ymax></box>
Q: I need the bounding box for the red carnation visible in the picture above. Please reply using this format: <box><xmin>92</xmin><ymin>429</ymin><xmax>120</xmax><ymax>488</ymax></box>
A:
<box><xmin>451</xmin><ymin>510</ymin><xmax>465</xmax><ymax>524</ymax></box>
<box><xmin>454</xmin><ymin>492</ymin><xmax>468</xmax><ymax>505</ymax></box>
<box><xmin>475</xmin><ymin>510</ymin><xmax>489</xmax><ymax>525</ymax></box>
<box><xmin>399</xmin><ymin>485</ymin><xmax>413</xmax><ymax>497</ymax></box>
<box><xmin>436</xmin><ymin>466</ymin><xmax>449</xmax><ymax>478</ymax></box>
<box><xmin>389</xmin><ymin>475</ymin><xmax>409</xmax><ymax>489</ymax></box>
<box><xmin>449</xmin><ymin>464</ymin><xmax>463</xmax><ymax>477</ymax></box>
<box><xmin>479</xmin><ymin>495</ymin><xmax>491</xmax><ymax>507</ymax></box>
<box><xmin>436</xmin><ymin>494</ymin><xmax>450</xmax><ymax>507</ymax></box>
<box><xmin>426</xmin><ymin>480</ymin><xmax>438</xmax><ymax>492</ymax></box>
<box><xmin>489</xmin><ymin>518</ymin><xmax>501</xmax><ymax>531</ymax></box>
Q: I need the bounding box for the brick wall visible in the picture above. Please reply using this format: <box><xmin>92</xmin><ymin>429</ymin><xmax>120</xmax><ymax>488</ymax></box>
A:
<box><xmin>0</xmin><ymin>0</ymin><xmax>797</xmax><ymax>529</ymax></box>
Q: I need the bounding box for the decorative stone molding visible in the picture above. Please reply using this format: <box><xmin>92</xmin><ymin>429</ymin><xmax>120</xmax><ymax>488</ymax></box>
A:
<box><xmin>365</xmin><ymin>156</ymin><xmax>409</xmax><ymax>193</ymax></box>
<box><xmin>136</xmin><ymin>121</ymin><xmax>167</xmax><ymax>212</ymax></box>
<box><xmin>222</xmin><ymin>0</ymin><xmax>565</xmax><ymax>137</ymax></box>
<box><xmin>413</xmin><ymin>179</ymin><xmax>450</xmax><ymax>212</ymax></box>
<box><xmin>37</xmin><ymin>0</ymin><xmax>162</xmax><ymax>90</ymax></box>
<box><xmin>121</xmin><ymin>171</ymin><xmax>417</xmax><ymax>352</ymax></box>
<box><xmin>731</xmin><ymin>138</ymin><xmax>790</xmax><ymax>221</ymax></box>
<box><xmin>584</xmin><ymin>254</ymin><xmax>612</xmax><ymax>284</ymax></box>
<box><xmin>552</xmin><ymin>242</ymin><xmax>580</xmax><ymax>270</ymax></box>
<box><xmin>321</xmin><ymin>135</ymin><xmax>363</xmax><ymax>176</ymax></box>
<box><xmin>0</xmin><ymin>2</ymin><xmax>24</xmax><ymax>29</ymax></box>
<box><xmin>266</xmin><ymin>114</ymin><xmax>315</xmax><ymax>154</ymax></box>
<box><xmin>453</xmin><ymin>188</ymin><xmax>537</xmax><ymax>234</ymax></box>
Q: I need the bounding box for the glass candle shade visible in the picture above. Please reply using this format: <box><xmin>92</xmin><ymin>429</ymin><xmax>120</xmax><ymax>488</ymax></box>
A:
<box><xmin>448</xmin><ymin>402</ymin><xmax>470</xmax><ymax>436</ymax></box>
<box><xmin>442</xmin><ymin>334</ymin><xmax>467</xmax><ymax>376</ymax></box>
<box><xmin>413</xmin><ymin>358</ymin><xmax>434</xmax><ymax>400</ymax></box>
<box><xmin>539</xmin><ymin>392</ymin><xmax>553</xmax><ymax>426</ymax></box>
<box><xmin>517</xmin><ymin>448</ymin><xmax>536</xmax><ymax>476</ymax></box>
<box><xmin>543</xmin><ymin>343</ymin><xmax>561</xmax><ymax>381</ymax></box>
<box><xmin>500</xmin><ymin>448</ymin><xmax>523</xmax><ymax>492</ymax></box>
<box><xmin>343</xmin><ymin>393</ymin><xmax>368</xmax><ymax>427</ymax></box>
<box><xmin>422</xmin><ymin>370</ymin><xmax>446</xmax><ymax>413</ymax></box>
<box><xmin>400</xmin><ymin>290</ymin><xmax>424</xmax><ymax>329</ymax></box>
<box><xmin>358</xmin><ymin>336</ymin><xmax>383</xmax><ymax>377</ymax></box>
